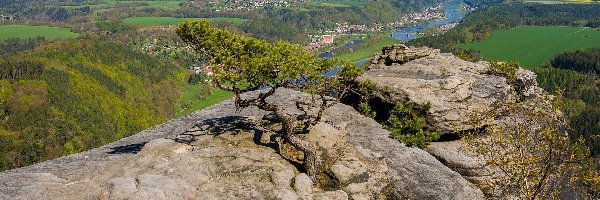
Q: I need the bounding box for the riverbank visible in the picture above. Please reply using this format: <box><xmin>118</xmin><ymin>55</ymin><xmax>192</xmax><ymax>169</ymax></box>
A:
<box><xmin>176</xmin><ymin>1</ymin><xmax>470</xmax><ymax>118</ymax></box>
<box><xmin>393</xmin><ymin>1</ymin><xmax>466</xmax><ymax>41</ymax></box>
<box><xmin>333</xmin><ymin>37</ymin><xmax>401</xmax><ymax>62</ymax></box>
<box><xmin>330</xmin><ymin>1</ymin><xmax>467</xmax><ymax>63</ymax></box>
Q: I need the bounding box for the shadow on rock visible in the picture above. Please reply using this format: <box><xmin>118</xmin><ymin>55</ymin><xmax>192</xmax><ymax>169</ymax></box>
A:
<box><xmin>107</xmin><ymin>142</ymin><xmax>148</xmax><ymax>154</ymax></box>
<box><xmin>173</xmin><ymin>116</ymin><xmax>278</xmax><ymax>149</ymax></box>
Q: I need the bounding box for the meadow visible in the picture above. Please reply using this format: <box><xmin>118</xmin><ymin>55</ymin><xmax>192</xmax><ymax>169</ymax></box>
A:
<box><xmin>524</xmin><ymin>0</ymin><xmax>599</xmax><ymax>3</ymax></box>
<box><xmin>334</xmin><ymin>37</ymin><xmax>402</xmax><ymax>62</ymax></box>
<box><xmin>456</xmin><ymin>26</ymin><xmax>600</xmax><ymax>68</ymax></box>
<box><xmin>0</xmin><ymin>25</ymin><xmax>79</xmax><ymax>41</ymax></box>
<box><xmin>61</xmin><ymin>0</ymin><xmax>186</xmax><ymax>11</ymax></box>
<box><xmin>317</xmin><ymin>1</ymin><xmax>368</xmax><ymax>7</ymax></box>
<box><xmin>176</xmin><ymin>86</ymin><xmax>233</xmax><ymax>117</ymax></box>
<box><xmin>122</xmin><ymin>17</ymin><xmax>250</xmax><ymax>26</ymax></box>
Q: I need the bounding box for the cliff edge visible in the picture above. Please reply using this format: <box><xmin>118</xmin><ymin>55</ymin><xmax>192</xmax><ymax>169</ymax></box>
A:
<box><xmin>0</xmin><ymin>88</ymin><xmax>483</xmax><ymax>199</ymax></box>
<box><xmin>2</xmin><ymin>44</ymin><xmax>549</xmax><ymax>200</ymax></box>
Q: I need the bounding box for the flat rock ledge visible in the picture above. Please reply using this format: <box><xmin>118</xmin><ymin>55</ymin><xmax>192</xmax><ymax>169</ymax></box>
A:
<box><xmin>0</xmin><ymin>89</ymin><xmax>483</xmax><ymax>200</ymax></box>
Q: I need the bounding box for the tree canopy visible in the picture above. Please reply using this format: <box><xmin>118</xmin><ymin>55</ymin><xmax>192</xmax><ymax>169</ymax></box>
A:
<box><xmin>177</xmin><ymin>20</ymin><xmax>361</xmax><ymax>181</ymax></box>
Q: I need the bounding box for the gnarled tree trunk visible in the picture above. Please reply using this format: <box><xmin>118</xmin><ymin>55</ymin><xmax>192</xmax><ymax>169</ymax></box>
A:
<box><xmin>277</xmin><ymin>107</ymin><xmax>318</xmax><ymax>182</ymax></box>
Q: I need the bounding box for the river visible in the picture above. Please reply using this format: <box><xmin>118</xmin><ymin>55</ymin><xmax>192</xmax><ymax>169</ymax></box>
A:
<box><xmin>392</xmin><ymin>1</ymin><xmax>465</xmax><ymax>41</ymax></box>
<box><xmin>322</xmin><ymin>1</ymin><xmax>466</xmax><ymax>76</ymax></box>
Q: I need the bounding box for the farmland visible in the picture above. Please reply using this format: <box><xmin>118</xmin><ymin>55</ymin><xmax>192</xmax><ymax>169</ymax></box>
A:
<box><xmin>524</xmin><ymin>0</ymin><xmax>599</xmax><ymax>3</ymax></box>
<box><xmin>61</xmin><ymin>0</ymin><xmax>186</xmax><ymax>11</ymax></box>
<box><xmin>334</xmin><ymin>37</ymin><xmax>402</xmax><ymax>62</ymax></box>
<box><xmin>313</xmin><ymin>1</ymin><xmax>368</xmax><ymax>7</ymax></box>
<box><xmin>175</xmin><ymin>86</ymin><xmax>234</xmax><ymax>117</ymax></box>
<box><xmin>0</xmin><ymin>25</ymin><xmax>79</xmax><ymax>41</ymax></box>
<box><xmin>456</xmin><ymin>26</ymin><xmax>600</xmax><ymax>68</ymax></box>
<box><xmin>122</xmin><ymin>17</ymin><xmax>250</xmax><ymax>26</ymax></box>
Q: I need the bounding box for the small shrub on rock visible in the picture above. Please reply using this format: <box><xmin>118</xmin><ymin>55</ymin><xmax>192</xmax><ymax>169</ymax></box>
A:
<box><xmin>385</xmin><ymin>101</ymin><xmax>440</xmax><ymax>148</ymax></box>
<box><xmin>487</xmin><ymin>61</ymin><xmax>519</xmax><ymax>85</ymax></box>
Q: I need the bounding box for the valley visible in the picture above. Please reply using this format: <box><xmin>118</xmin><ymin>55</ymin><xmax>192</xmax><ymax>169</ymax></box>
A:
<box><xmin>0</xmin><ymin>0</ymin><xmax>451</xmax><ymax>171</ymax></box>
<box><xmin>0</xmin><ymin>0</ymin><xmax>599</xmax><ymax>198</ymax></box>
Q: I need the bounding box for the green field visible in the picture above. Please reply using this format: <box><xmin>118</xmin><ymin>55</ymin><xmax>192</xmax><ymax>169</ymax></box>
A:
<box><xmin>334</xmin><ymin>37</ymin><xmax>402</xmax><ymax>62</ymax></box>
<box><xmin>0</xmin><ymin>25</ymin><xmax>79</xmax><ymax>41</ymax></box>
<box><xmin>176</xmin><ymin>86</ymin><xmax>234</xmax><ymax>117</ymax></box>
<box><xmin>456</xmin><ymin>26</ymin><xmax>600</xmax><ymax>68</ymax></box>
<box><xmin>122</xmin><ymin>17</ymin><xmax>250</xmax><ymax>26</ymax></box>
<box><xmin>318</xmin><ymin>1</ymin><xmax>368</xmax><ymax>7</ymax></box>
<box><xmin>61</xmin><ymin>0</ymin><xmax>186</xmax><ymax>10</ymax></box>
<box><xmin>525</xmin><ymin>0</ymin><xmax>599</xmax><ymax>3</ymax></box>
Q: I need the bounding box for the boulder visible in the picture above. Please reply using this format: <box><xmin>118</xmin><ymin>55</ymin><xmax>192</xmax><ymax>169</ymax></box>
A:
<box><xmin>325</xmin><ymin>104</ymin><xmax>485</xmax><ymax>199</ymax></box>
<box><xmin>515</xmin><ymin>68</ymin><xmax>544</xmax><ymax>100</ymax></box>
<box><xmin>427</xmin><ymin>140</ymin><xmax>504</xmax><ymax>198</ymax></box>
<box><xmin>312</xmin><ymin>190</ymin><xmax>348</xmax><ymax>200</ymax></box>
<box><xmin>358</xmin><ymin>45</ymin><xmax>544</xmax><ymax>134</ymax></box>
<box><xmin>369</xmin><ymin>44</ymin><xmax>441</xmax><ymax>69</ymax></box>
<box><xmin>293</xmin><ymin>173</ymin><xmax>313</xmax><ymax>200</ymax></box>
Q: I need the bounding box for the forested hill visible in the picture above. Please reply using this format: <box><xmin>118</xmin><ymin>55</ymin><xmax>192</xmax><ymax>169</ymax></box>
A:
<box><xmin>0</xmin><ymin>39</ymin><xmax>186</xmax><ymax>171</ymax></box>
<box><xmin>462</xmin><ymin>0</ymin><xmax>503</xmax><ymax>8</ymax></box>
<box><xmin>550</xmin><ymin>48</ymin><xmax>600</xmax><ymax>75</ymax></box>
<box><xmin>535</xmin><ymin>49</ymin><xmax>600</xmax><ymax>156</ymax></box>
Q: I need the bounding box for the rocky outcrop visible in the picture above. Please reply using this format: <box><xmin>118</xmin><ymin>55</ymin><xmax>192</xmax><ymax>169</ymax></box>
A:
<box><xmin>515</xmin><ymin>68</ymin><xmax>545</xmax><ymax>100</ymax></box>
<box><xmin>358</xmin><ymin>45</ymin><xmax>544</xmax><ymax>134</ymax></box>
<box><xmin>324</xmin><ymin>103</ymin><xmax>484</xmax><ymax>199</ymax></box>
<box><xmin>369</xmin><ymin>44</ymin><xmax>441</xmax><ymax>69</ymax></box>
<box><xmin>358</xmin><ymin>45</ymin><xmax>551</xmax><ymax>198</ymax></box>
<box><xmin>0</xmin><ymin>89</ymin><xmax>484</xmax><ymax>200</ymax></box>
<box><xmin>426</xmin><ymin>140</ymin><xmax>505</xmax><ymax>198</ymax></box>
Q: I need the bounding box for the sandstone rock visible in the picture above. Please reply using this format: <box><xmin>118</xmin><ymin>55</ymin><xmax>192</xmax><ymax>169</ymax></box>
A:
<box><xmin>132</xmin><ymin>174</ymin><xmax>196</xmax><ymax>200</ymax></box>
<box><xmin>330</xmin><ymin>152</ymin><xmax>368</xmax><ymax>184</ymax></box>
<box><xmin>303</xmin><ymin>122</ymin><xmax>347</xmax><ymax>169</ymax></box>
<box><xmin>427</xmin><ymin>140</ymin><xmax>504</xmax><ymax>197</ymax></box>
<box><xmin>272</xmin><ymin>189</ymin><xmax>299</xmax><ymax>200</ymax></box>
<box><xmin>302</xmin><ymin>122</ymin><xmax>392</xmax><ymax>199</ymax></box>
<box><xmin>0</xmin><ymin>88</ymin><xmax>483</xmax><ymax>200</ymax></box>
<box><xmin>294</xmin><ymin>173</ymin><xmax>313</xmax><ymax>200</ymax></box>
<box><xmin>0</xmin><ymin>173</ymin><xmax>68</xmax><ymax>200</ymax></box>
<box><xmin>369</xmin><ymin>44</ymin><xmax>441</xmax><ymax>69</ymax></box>
<box><xmin>426</xmin><ymin>94</ymin><xmax>566</xmax><ymax>199</ymax></box>
<box><xmin>324</xmin><ymin>104</ymin><xmax>485</xmax><ymax>199</ymax></box>
<box><xmin>103</xmin><ymin>178</ymin><xmax>137</xmax><ymax>200</ymax></box>
<box><xmin>271</xmin><ymin>162</ymin><xmax>296</xmax><ymax>189</ymax></box>
<box><xmin>312</xmin><ymin>190</ymin><xmax>348</xmax><ymax>200</ymax></box>
<box><xmin>515</xmin><ymin>68</ymin><xmax>544</xmax><ymax>100</ymax></box>
<box><xmin>345</xmin><ymin>183</ymin><xmax>370</xmax><ymax>200</ymax></box>
<box><xmin>303</xmin><ymin>122</ymin><xmax>346</xmax><ymax>151</ymax></box>
<box><xmin>359</xmin><ymin>46</ymin><xmax>545</xmax><ymax>134</ymax></box>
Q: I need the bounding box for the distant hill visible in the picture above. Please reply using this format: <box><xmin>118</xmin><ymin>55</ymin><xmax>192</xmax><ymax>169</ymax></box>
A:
<box><xmin>0</xmin><ymin>39</ymin><xmax>186</xmax><ymax>171</ymax></box>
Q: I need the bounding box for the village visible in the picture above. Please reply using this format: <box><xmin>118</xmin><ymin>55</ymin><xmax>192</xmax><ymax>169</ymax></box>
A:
<box><xmin>0</xmin><ymin>14</ymin><xmax>15</xmax><ymax>21</ymax></box>
<box><xmin>192</xmin><ymin>0</ymin><xmax>306</xmax><ymax>12</ymax></box>
<box><xmin>140</xmin><ymin>1</ymin><xmax>464</xmax><ymax>75</ymax></box>
<box><xmin>303</xmin><ymin>3</ymin><xmax>448</xmax><ymax>52</ymax></box>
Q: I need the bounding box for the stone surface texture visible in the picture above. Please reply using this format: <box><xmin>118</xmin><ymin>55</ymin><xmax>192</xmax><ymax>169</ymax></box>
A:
<box><xmin>359</xmin><ymin>45</ymin><xmax>544</xmax><ymax>134</ymax></box>
<box><xmin>0</xmin><ymin>88</ymin><xmax>484</xmax><ymax>200</ymax></box>
<box><xmin>359</xmin><ymin>45</ymin><xmax>550</xmax><ymax>198</ymax></box>
<box><xmin>426</xmin><ymin>140</ymin><xmax>505</xmax><ymax>197</ymax></box>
